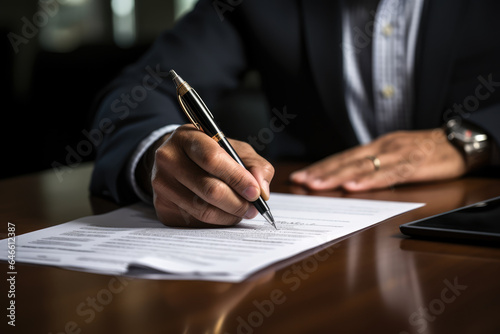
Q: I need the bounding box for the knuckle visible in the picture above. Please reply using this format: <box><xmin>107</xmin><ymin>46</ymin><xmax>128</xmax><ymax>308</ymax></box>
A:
<box><xmin>380</xmin><ymin>131</ymin><xmax>406</xmax><ymax>146</ymax></box>
<box><xmin>232</xmin><ymin>202</ymin><xmax>250</xmax><ymax>217</ymax></box>
<box><xmin>153</xmin><ymin>187</ymin><xmax>177</xmax><ymax>212</ymax></box>
<box><xmin>199</xmin><ymin>147</ymin><xmax>224</xmax><ymax>169</ymax></box>
<box><xmin>175</xmin><ymin>127</ymin><xmax>205</xmax><ymax>153</ymax></box>
<box><xmin>192</xmin><ymin>202</ymin><xmax>241</xmax><ymax>225</ymax></box>
<box><xmin>357</xmin><ymin>158</ymin><xmax>373</xmax><ymax>171</ymax></box>
<box><xmin>202</xmin><ymin>179</ymin><xmax>226</xmax><ymax>203</ymax></box>
<box><xmin>196</xmin><ymin>208</ymin><xmax>217</xmax><ymax>223</ymax></box>
<box><xmin>151</xmin><ymin>176</ymin><xmax>163</xmax><ymax>192</ymax></box>
<box><xmin>168</xmin><ymin>126</ymin><xmax>189</xmax><ymax>145</ymax></box>
<box><xmin>226</xmin><ymin>168</ymin><xmax>253</xmax><ymax>193</ymax></box>
<box><xmin>154</xmin><ymin>146</ymin><xmax>175</xmax><ymax>167</ymax></box>
<box><xmin>180</xmin><ymin>133</ymin><xmax>199</xmax><ymax>152</ymax></box>
<box><xmin>154</xmin><ymin>146</ymin><xmax>166</xmax><ymax>161</ymax></box>
<box><xmin>151</xmin><ymin>178</ymin><xmax>170</xmax><ymax>199</ymax></box>
<box><xmin>262</xmin><ymin>164</ymin><xmax>275</xmax><ymax>178</ymax></box>
<box><xmin>190</xmin><ymin>195</ymin><xmax>242</xmax><ymax>225</ymax></box>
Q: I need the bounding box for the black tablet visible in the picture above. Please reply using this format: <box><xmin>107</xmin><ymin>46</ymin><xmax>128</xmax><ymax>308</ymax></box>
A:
<box><xmin>400</xmin><ymin>196</ymin><xmax>500</xmax><ymax>243</ymax></box>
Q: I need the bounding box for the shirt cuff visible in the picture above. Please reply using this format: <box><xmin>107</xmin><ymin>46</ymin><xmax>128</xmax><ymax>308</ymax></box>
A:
<box><xmin>127</xmin><ymin>124</ymin><xmax>181</xmax><ymax>204</ymax></box>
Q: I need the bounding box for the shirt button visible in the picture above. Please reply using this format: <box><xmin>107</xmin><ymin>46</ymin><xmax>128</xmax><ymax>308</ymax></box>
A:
<box><xmin>382</xmin><ymin>23</ymin><xmax>393</xmax><ymax>37</ymax></box>
<box><xmin>381</xmin><ymin>85</ymin><xmax>395</xmax><ymax>98</ymax></box>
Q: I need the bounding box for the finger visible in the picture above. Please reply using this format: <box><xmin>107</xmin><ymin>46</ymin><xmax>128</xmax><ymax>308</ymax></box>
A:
<box><xmin>180</xmin><ymin>132</ymin><xmax>262</xmax><ymax>202</ymax></box>
<box><xmin>342</xmin><ymin>169</ymin><xmax>396</xmax><ymax>192</ymax></box>
<box><xmin>153</xmin><ymin>177</ymin><xmax>251</xmax><ymax>227</ymax></box>
<box><xmin>299</xmin><ymin>149</ymin><xmax>413</xmax><ymax>190</ymax></box>
<box><xmin>227</xmin><ymin>139</ymin><xmax>275</xmax><ymax>201</ymax></box>
<box><xmin>359</xmin><ymin>159</ymin><xmax>465</xmax><ymax>192</ymax></box>
<box><xmin>227</xmin><ymin>139</ymin><xmax>275</xmax><ymax>200</ymax></box>
<box><xmin>241</xmin><ymin>154</ymin><xmax>275</xmax><ymax>200</ymax></box>
<box><xmin>296</xmin><ymin>153</ymin><xmax>377</xmax><ymax>190</ymax></box>
<box><xmin>248</xmin><ymin>165</ymin><xmax>273</xmax><ymax>201</ymax></box>
<box><xmin>341</xmin><ymin>155</ymin><xmax>437</xmax><ymax>192</ymax></box>
<box><xmin>342</xmin><ymin>159</ymin><xmax>424</xmax><ymax>192</ymax></box>
<box><xmin>289</xmin><ymin>145</ymin><xmax>374</xmax><ymax>184</ymax></box>
<box><xmin>171</xmin><ymin>156</ymin><xmax>257</xmax><ymax>219</ymax></box>
<box><xmin>343</xmin><ymin>140</ymin><xmax>467</xmax><ymax>192</ymax></box>
<box><xmin>304</xmin><ymin>157</ymin><xmax>375</xmax><ymax>190</ymax></box>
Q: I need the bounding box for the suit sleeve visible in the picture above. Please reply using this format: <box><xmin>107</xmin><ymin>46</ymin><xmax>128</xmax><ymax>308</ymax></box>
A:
<box><xmin>467</xmin><ymin>104</ymin><xmax>500</xmax><ymax>166</ymax></box>
<box><xmin>89</xmin><ymin>0</ymin><xmax>248</xmax><ymax>204</ymax></box>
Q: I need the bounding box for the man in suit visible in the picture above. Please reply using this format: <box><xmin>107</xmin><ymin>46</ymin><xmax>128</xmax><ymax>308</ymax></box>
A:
<box><xmin>90</xmin><ymin>0</ymin><xmax>500</xmax><ymax>227</ymax></box>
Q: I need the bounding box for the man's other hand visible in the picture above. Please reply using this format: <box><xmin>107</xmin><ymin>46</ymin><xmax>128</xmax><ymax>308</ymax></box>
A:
<box><xmin>290</xmin><ymin>129</ymin><xmax>467</xmax><ymax>192</ymax></box>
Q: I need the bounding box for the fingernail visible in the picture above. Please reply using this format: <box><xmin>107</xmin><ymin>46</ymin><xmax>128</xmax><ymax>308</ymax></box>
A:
<box><xmin>242</xmin><ymin>186</ymin><xmax>259</xmax><ymax>201</ymax></box>
<box><xmin>290</xmin><ymin>171</ymin><xmax>306</xmax><ymax>183</ymax></box>
<box><xmin>343</xmin><ymin>181</ymin><xmax>359</xmax><ymax>190</ymax></box>
<box><xmin>244</xmin><ymin>206</ymin><xmax>258</xmax><ymax>219</ymax></box>
<box><xmin>310</xmin><ymin>178</ymin><xmax>323</xmax><ymax>187</ymax></box>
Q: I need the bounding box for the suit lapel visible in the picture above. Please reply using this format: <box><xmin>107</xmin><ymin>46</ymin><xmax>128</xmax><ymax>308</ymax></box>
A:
<box><xmin>301</xmin><ymin>0</ymin><xmax>358</xmax><ymax>145</ymax></box>
<box><xmin>414</xmin><ymin>0</ymin><xmax>470</xmax><ymax>129</ymax></box>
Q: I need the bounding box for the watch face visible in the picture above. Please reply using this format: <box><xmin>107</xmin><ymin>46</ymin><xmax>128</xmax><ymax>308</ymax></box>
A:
<box><xmin>454</xmin><ymin>130</ymin><xmax>473</xmax><ymax>143</ymax></box>
<box><xmin>448</xmin><ymin>120</ymin><xmax>488</xmax><ymax>143</ymax></box>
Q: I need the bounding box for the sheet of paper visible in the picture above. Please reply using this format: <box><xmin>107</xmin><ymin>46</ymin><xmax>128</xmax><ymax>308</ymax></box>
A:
<box><xmin>0</xmin><ymin>193</ymin><xmax>423</xmax><ymax>282</ymax></box>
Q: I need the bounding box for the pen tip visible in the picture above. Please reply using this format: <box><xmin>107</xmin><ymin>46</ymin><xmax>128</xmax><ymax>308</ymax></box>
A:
<box><xmin>169</xmin><ymin>69</ymin><xmax>184</xmax><ymax>87</ymax></box>
<box><xmin>262</xmin><ymin>212</ymin><xmax>277</xmax><ymax>230</ymax></box>
<box><xmin>168</xmin><ymin>69</ymin><xmax>177</xmax><ymax>80</ymax></box>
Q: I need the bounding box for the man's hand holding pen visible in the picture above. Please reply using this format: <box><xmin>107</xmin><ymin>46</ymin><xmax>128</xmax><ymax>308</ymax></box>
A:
<box><xmin>158</xmin><ymin>70</ymin><xmax>276</xmax><ymax>228</ymax></box>
<box><xmin>147</xmin><ymin>125</ymin><xmax>275</xmax><ymax>228</ymax></box>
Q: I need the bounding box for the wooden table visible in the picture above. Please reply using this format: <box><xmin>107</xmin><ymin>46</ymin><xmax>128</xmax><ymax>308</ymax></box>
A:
<box><xmin>1</xmin><ymin>162</ymin><xmax>500</xmax><ymax>334</ymax></box>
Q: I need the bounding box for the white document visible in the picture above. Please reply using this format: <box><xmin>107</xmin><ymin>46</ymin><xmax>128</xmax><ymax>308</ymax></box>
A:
<box><xmin>0</xmin><ymin>193</ymin><xmax>423</xmax><ymax>282</ymax></box>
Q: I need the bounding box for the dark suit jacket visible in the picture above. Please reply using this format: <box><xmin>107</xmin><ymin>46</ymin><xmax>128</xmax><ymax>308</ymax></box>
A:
<box><xmin>90</xmin><ymin>0</ymin><xmax>500</xmax><ymax>204</ymax></box>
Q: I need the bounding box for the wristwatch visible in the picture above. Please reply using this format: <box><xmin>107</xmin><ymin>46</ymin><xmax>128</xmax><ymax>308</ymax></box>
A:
<box><xmin>444</xmin><ymin>119</ymin><xmax>491</xmax><ymax>171</ymax></box>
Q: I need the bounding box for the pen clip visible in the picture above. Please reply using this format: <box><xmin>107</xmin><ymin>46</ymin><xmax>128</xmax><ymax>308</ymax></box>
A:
<box><xmin>177</xmin><ymin>93</ymin><xmax>201</xmax><ymax>131</ymax></box>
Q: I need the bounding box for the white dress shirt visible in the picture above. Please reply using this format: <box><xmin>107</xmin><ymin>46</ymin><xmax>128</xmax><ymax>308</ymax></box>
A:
<box><xmin>343</xmin><ymin>0</ymin><xmax>425</xmax><ymax>143</ymax></box>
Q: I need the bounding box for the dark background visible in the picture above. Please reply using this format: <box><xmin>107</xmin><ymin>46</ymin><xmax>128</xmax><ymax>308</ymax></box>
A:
<box><xmin>0</xmin><ymin>0</ymin><xmax>187</xmax><ymax>179</ymax></box>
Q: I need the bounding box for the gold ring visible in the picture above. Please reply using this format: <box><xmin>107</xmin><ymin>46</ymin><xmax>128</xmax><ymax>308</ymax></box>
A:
<box><xmin>366</xmin><ymin>155</ymin><xmax>381</xmax><ymax>171</ymax></box>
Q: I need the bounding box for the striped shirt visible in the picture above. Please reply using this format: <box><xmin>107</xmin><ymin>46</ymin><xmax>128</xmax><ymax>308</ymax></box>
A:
<box><xmin>342</xmin><ymin>0</ymin><xmax>425</xmax><ymax>143</ymax></box>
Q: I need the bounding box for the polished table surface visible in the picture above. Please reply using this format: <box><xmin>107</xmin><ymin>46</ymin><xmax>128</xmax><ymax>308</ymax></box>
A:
<box><xmin>1</xmin><ymin>162</ymin><xmax>500</xmax><ymax>334</ymax></box>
